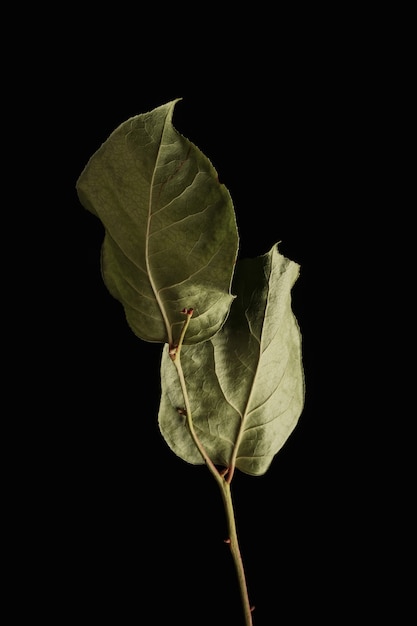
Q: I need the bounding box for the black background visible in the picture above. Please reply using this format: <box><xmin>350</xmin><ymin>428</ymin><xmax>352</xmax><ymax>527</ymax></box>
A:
<box><xmin>13</xmin><ymin>7</ymin><xmax>408</xmax><ymax>626</ymax></box>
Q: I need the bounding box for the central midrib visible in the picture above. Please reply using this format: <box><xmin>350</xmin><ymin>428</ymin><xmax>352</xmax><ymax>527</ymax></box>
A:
<box><xmin>145</xmin><ymin>121</ymin><xmax>173</xmax><ymax>347</ymax></box>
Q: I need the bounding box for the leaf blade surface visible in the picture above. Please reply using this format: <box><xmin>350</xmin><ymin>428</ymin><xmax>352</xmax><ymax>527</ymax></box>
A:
<box><xmin>76</xmin><ymin>99</ymin><xmax>238</xmax><ymax>345</ymax></box>
<box><xmin>158</xmin><ymin>244</ymin><xmax>305</xmax><ymax>475</ymax></box>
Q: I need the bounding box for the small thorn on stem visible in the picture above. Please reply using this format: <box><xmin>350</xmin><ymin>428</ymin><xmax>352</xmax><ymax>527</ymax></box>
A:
<box><xmin>224</xmin><ymin>538</ymin><xmax>231</xmax><ymax>544</ymax></box>
<box><xmin>250</xmin><ymin>606</ymin><xmax>256</xmax><ymax>613</ymax></box>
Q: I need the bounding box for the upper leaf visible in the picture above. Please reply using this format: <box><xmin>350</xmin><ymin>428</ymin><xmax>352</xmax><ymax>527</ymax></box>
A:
<box><xmin>159</xmin><ymin>244</ymin><xmax>305</xmax><ymax>476</ymax></box>
<box><xmin>76</xmin><ymin>99</ymin><xmax>238</xmax><ymax>346</ymax></box>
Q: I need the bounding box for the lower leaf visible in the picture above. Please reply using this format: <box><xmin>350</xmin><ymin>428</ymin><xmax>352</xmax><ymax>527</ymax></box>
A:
<box><xmin>158</xmin><ymin>243</ymin><xmax>305</xmax><ymax>476</ymax></box>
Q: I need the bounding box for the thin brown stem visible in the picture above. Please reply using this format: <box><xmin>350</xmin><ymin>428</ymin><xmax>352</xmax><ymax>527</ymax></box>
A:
<box><xmin>218</xmin><ymin>478</ymin><xmax>254</xmax><ymax>625</ymax></box>
<box><xmin>170</xmin><ymin>309</ymin><xmax>253</xmax><ymax>624</ymax></box>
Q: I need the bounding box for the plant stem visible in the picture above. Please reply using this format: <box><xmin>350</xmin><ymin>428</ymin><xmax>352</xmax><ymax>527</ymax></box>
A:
<box><xmin>218</xmin><ymin>478</ymin><xmax>254</xmax><ymax>626</ymax></box>
<box><xmin>171</xmin><ymin>309</ymin><xmax>253</xmax><ymax>625</ymax></box>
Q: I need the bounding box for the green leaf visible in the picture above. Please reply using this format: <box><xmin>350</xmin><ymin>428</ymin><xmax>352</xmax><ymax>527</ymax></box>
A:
<box><xmin>159</xmin><ymin>243</ymin><xmax>305</xmax><ymax>476</ymax></box>
<box><xmin>76</xmin><ymin>99</ymin><xmax>238</xmax><ymax>346</ymax></box>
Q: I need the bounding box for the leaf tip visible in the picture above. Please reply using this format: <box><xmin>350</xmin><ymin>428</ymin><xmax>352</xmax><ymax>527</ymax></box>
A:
<box><xmin>167</xmin><ymin>96</ymin><xmax>183</xmax><ymax>116</ymax></box>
